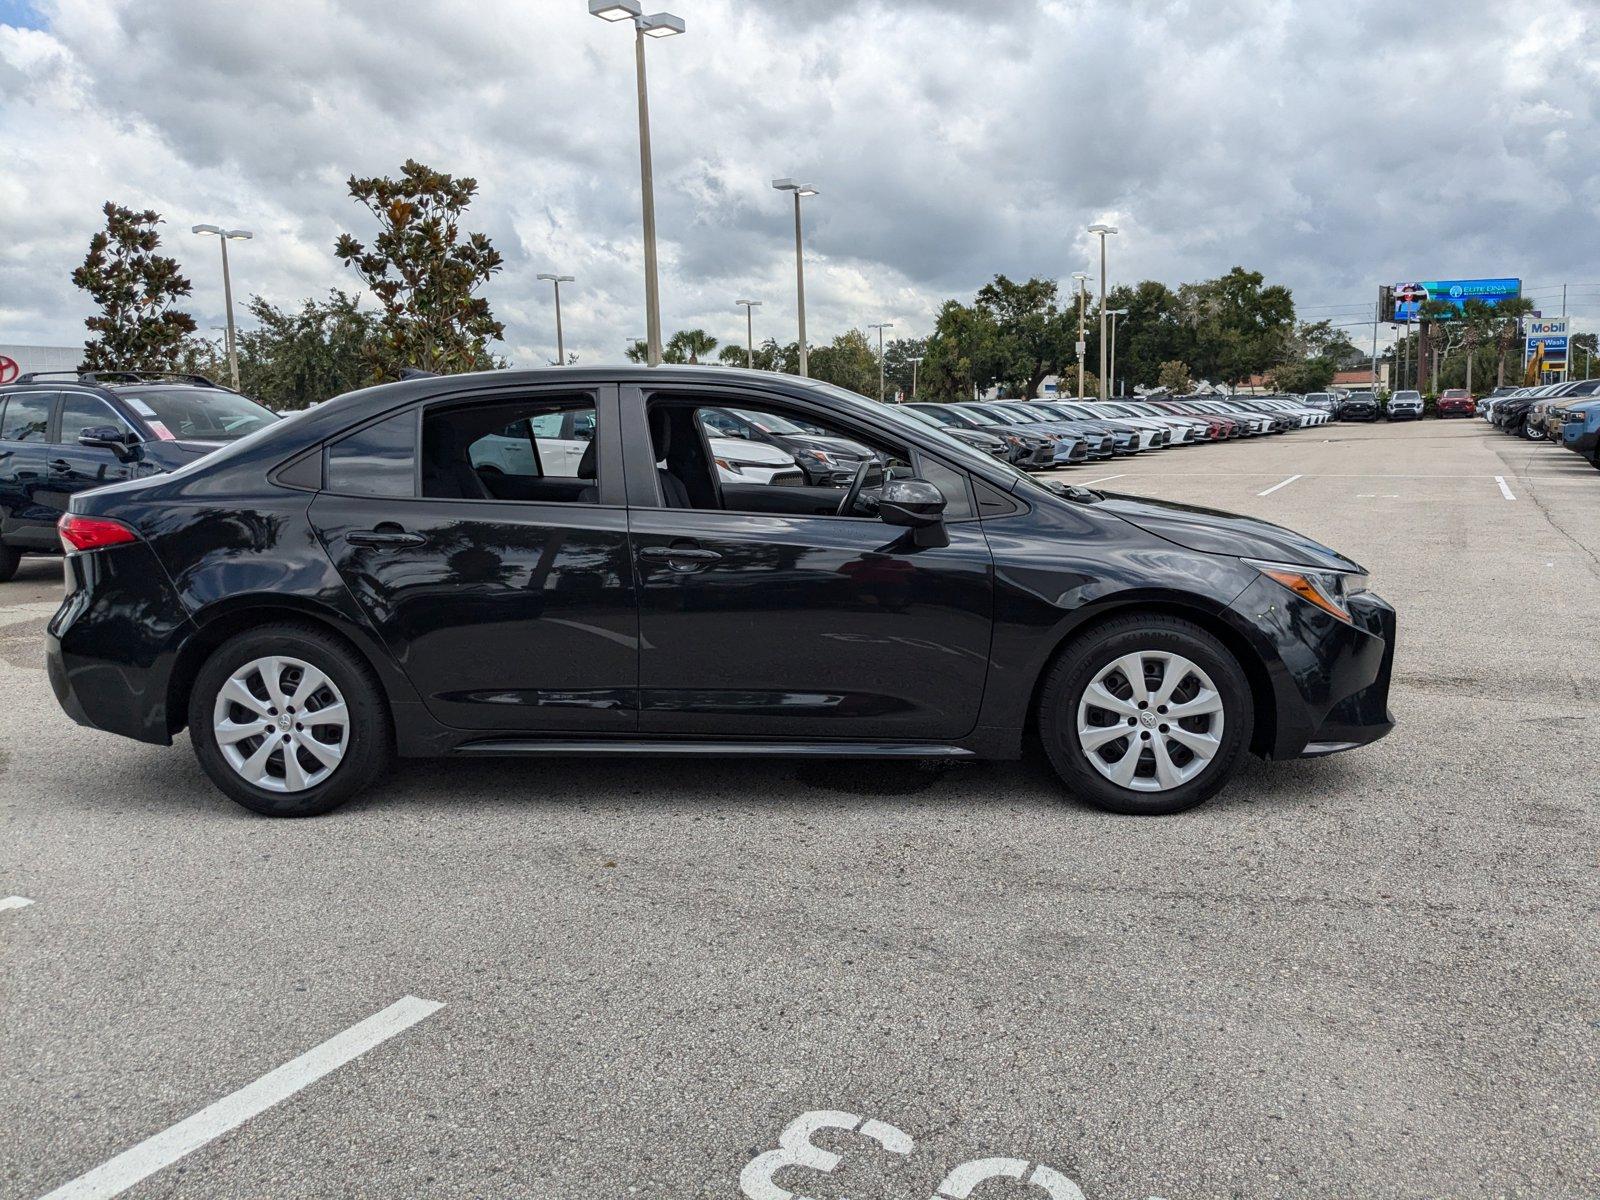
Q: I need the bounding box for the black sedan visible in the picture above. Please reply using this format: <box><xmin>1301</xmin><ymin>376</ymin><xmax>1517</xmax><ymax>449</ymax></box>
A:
<box><xmin>48</xmin><ymin>366</ymin><xmax>1396</xmax><ymax>818</ymax></box>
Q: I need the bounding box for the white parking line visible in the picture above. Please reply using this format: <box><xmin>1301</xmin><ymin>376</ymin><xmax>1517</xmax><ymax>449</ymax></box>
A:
<box><xmin>1256</xmin><ymin>474</ymin><xmax>1302</xmax><ymax>497</ymax></box>
<box><xmin>1084</xmin><ymin>474</ymin><xmax>1125</xmax><ymax>486</ymax></box>
<box><xmin>38</xmin><ymin>996</ymin><xmax>443</xmax><ymax>1200</ymax></box>
<box><xmin>1</xmin><ymin>895</ymin><xmax>34</xmax><ymax>911</ymax></box>
<box><xmin>1495</xmin><ymin>476</ymin><xmax>1516</xmax><ymax>501</ymax></box>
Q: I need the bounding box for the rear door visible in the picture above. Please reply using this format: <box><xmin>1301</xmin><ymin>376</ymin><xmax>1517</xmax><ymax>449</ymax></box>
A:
<box><xmin>0</xmin><ymin>390</ymin><xmax>60</xmax><ymax>549</ymax></box>
<box><xmin>307</xmin><ymin>384</ymin><xmax>640</xmax><ymax>734</ymax></box>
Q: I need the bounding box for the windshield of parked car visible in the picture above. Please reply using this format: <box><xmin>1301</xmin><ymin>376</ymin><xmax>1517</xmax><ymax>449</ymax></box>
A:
<box><xmin>120</xmin><ymin>388</ymin><xmax>280</xmax><ymax>442</ymax></box>
<box><xmin>1394</xmin><ymin>391</ymin><xmax>1421</xmax><ymax>401</ymax></box>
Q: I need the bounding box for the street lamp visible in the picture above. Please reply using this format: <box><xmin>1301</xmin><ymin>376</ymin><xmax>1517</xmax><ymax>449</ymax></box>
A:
<box><xmin>908</xmin><ymin>355</ymin><xmax>923</xmax><ymax>401</ymax></box>
<box><xmin>191</xmin><ymin>224</ymin><xmax>252</xmax><ymax>390</ymax></box>
<box><xmin>1107</xmin><ymin>308</ymin><xmax>1129</xmax><ymax>398</ymax></box>
<box><xmin>736</xmin><ymin>299</ymin><xmax>762</xmax><ymax>368</ymax></box>
<box><xmin>1087</xmin><ymin>223</ymin><xmax>1118</xmax><ymax>400</ymax></box>
<box><xmin>868</xmin><ymin>322</ymin><xmax>894</xmax><ymax>401</ymax></box>
<box><xmin>773</xmin><ymin>179</ymin><xmax>818</xmax><ymax>377</ymax></box>
<box><xmin>536</xmin><ymin>273</ymin><xmax>576</xmax><ymax>365</ymax></box>
<box><xmin>590</xmin><ymin>0</ymin><xmax>684</xmax><ymax>367</ymax></box>
<box><xmin>1071</xmin><ymin>271</ymin><xmax>1089</xmax><ymax>399</ymax></box>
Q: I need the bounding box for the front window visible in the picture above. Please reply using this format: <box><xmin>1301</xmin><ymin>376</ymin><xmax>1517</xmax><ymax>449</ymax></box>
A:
<box><xmin>120</xmin><ymin>388</ymin><xmax>279</xmax><ymax>442</ymax></box>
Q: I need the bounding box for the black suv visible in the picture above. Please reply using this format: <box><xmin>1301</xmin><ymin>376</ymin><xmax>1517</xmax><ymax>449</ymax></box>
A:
<box><xmin>1339</xmin><ymin>393</ymin><xmax>1380</xmax><ymax>422</ymax></box>
<box><xmin>47</xmin><ymin>366</ymin><xmax>1396</xmax><ymax>819</ymax></box>
<box><xmin>0</xmin><ymin>372</ymin><xmax>279</xmax><ymax>582</ymax></box>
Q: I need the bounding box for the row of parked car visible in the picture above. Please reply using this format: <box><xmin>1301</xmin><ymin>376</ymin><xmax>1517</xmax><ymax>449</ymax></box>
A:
<box><xmin>898</xmin><ymin>395</ymin><xmax>1331</xmax><ymax>470</ymax></box>
<box><xmin>1479</xmin><ymin>377</ymin><xmax>1600</xmax><ymax>468</ymax></box>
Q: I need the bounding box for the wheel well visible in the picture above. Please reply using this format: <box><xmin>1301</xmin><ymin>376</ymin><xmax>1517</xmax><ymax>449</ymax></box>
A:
<box><xmin>1023</xmin><ymin>601</ymin><xmax>1277</xmax><ymax>757</ymax></box>
<box><xmin>166</xmin><ymin>607</ymin><xmax>392</xmax><ymax>739</ymax></box>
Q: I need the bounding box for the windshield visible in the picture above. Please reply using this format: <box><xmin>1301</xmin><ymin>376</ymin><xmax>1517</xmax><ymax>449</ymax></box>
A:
<box><xmin>1394</xmin><ymin>391</ymin><xmax>1421</xmax><ymax>401</ymax></box>
<box><xmin>122</xmin><ymin>388</ymin><xmax>280</xmax><ymax>442</ymax></box>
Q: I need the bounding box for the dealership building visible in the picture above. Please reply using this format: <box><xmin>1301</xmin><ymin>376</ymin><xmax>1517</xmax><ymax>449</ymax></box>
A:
<box><xmin>0</xmin><ymin>343</ymin><xmax>81</xmax><ymax>383</ymax></box>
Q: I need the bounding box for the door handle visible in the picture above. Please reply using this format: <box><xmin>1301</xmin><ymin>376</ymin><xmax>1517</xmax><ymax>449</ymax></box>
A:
<box><xmin>639</xmin><ymin>544</ymin><xmax>722</xmax><ymax>567</ymax></box>
<box><xmin>49</xmin><ymin>459</ymin><xmax>72</xmax><ymax>472</ymax></box>
<box><xmin>347</xmin><ymin>525</ymin><xmax>426</xmax><ymax>548</ymax></box>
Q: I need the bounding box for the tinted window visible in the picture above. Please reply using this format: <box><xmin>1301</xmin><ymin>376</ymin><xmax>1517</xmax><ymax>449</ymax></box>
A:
<box><xmin>0</xmin><ymin>392</ymin><xmax>52</xmax><ymax>441</ymax></box>
<box><xmin>423</xmin><ymin>396</ymin><xmax>600</xmax><ymax>502</ymax></box>
<box><xmin>57</xmin><ymin>395</ymin><xmax>133</xmax><ymax>442</ymax></box>
<box><xmin>915</xmin><ymin>455</ymin><xmax>975</xmax><ymax>521</ymax></box>
<box><xmin>327</xmin><ymin>410</ymin><xmax>418</xmax><ymax>497</ymax></box>
<box><xmin>120</xmin><ymin>388</ymin><xmax>278</xmax><ymax>442</ymax></box>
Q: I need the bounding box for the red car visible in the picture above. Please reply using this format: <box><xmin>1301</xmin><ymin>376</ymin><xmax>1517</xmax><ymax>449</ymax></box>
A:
<box><xmin>1437</xmin><ymin>388</ymin><xmax>1475</xmax><ymax>417</ymax></box>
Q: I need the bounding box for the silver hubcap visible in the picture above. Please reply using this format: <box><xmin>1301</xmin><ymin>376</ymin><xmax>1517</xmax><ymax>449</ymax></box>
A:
<box><xmin>1076</xmin><ymin>651</ymin><xmax>1224</xmax><ymax>793</ymax></box>
<box><xmin>212</xmin><ymin>656</ymin><xmax>349</xmax><ymax>793</ymax></box>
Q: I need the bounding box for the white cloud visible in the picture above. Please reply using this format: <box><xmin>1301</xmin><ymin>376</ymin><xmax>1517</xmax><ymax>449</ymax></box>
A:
<box><xmin>2</xmin><ymin>0</ymin><xmax>1597</xmax><ymax>366</ymax></box>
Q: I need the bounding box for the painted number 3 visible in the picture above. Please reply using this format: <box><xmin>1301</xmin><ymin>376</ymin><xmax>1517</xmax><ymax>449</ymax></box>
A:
<box><xmin>739</xmin><ymin>1110</ymin><xmax>1087</xmax><ymax>1200</ymax></box>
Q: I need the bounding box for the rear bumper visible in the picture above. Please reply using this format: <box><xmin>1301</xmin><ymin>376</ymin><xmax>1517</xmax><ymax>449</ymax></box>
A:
<box><xmin>47</xmin><ymin>542</ymin><xmax>196</xmax><ymax>746</ymax></box>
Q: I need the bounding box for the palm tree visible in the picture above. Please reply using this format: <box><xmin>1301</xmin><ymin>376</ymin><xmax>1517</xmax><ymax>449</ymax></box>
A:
<box><xmin>1488</xmin><ymin>298</ymin><xmax>1535</xmax><ymax>387</ymax></box>
<box><xmin>666</xmin><ymin>328</ymin><xmax>717</xmax><ymax>364</ymax></box>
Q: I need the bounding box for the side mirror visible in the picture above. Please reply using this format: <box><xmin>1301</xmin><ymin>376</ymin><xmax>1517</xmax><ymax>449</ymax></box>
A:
<box><xmin>79</xmin><ymin>426</ymin><xmax>140</xmax><ymax>462</ymax></box>
<box><xmin>879</xmin><ymin>478</ymin><xmax>946</xmax><ymax>529</ymax></box>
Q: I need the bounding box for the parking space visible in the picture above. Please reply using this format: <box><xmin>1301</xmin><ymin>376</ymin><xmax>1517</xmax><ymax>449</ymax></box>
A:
<box><xmin>3</xmin><ymin>419</ymin><xmax>1596</xmax><ymax>1199</ymax></box>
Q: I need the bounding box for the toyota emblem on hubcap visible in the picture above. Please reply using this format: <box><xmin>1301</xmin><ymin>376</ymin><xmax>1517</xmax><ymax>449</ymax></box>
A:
<box><xmin>1140</xmin><ymin>711</ymin><xmax>1157</xmax><ymax>727</ymax></box>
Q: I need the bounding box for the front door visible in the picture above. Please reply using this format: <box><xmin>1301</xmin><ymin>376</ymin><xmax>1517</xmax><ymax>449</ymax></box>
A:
<box><xmin>307</xmin><ymin>385</ymin><xmax>639</xmax><ymax>734</ymax></box>
<box><xmin>45</xmin><ymin>392</ymin><xmax>141</xmax><ymax>519</ymax></box>
<box><xmin>624</xmin><ymin>386</ymin><xmax>995</xmax><ymax>742</ymax></box>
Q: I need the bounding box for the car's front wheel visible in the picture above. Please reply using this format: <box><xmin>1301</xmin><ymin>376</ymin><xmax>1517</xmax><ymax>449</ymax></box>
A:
<box><xmin>1038</xmin><ymin>615</ymin><xmax>1254</xmax><ymax>815</ymax></box>
<box><xmin>188</xmin><ymin>623</ymin><xmax>393</xmax><ymax>817</ymax></box>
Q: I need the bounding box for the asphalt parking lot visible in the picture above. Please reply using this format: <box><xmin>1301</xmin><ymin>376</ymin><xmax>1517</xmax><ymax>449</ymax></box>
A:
<box><xmin>2</xmin><ymin>420</ymin><xmax>1596</xmax><ymax>1199</ymax></box>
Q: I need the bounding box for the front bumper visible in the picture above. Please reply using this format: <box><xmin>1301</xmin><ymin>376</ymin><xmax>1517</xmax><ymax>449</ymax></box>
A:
<box><xmin>1227</xmin><ymin>579</ymin><xmax>1396</xmax><ymax>760</ymax></box>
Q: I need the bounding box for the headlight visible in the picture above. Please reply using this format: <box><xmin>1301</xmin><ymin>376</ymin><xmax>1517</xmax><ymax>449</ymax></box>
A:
<box><xmin>798</xmin><ymin>448</ymin><xmax>833</xmax><ymax>464</ymax></box>
<box><xmin>1246</xmin><ymin>559</ymin><xmax>1368</xmax><ymax>623</ymax></box>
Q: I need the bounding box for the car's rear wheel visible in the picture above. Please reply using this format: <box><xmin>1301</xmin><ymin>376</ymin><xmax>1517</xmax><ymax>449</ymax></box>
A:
<box><xmin>188</xmin><ymin>623</ymin><xmax>392</xmax><ymax>817</ymax></box>
<box><xmin>1038</xmin><ymin>615</ymin><xmax>1254</xmax><ymax>815</ymax></box>
<box><xmin>0</xmin><ymin>543</ymin><xmax>19</xmax><ymax>584</ymax></box>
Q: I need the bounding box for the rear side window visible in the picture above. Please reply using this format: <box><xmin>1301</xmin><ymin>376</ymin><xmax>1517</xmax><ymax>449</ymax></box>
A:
<box><xmin>326</xmin><ymin>410</ymin><xmax>418</xmax><ymax>497</ymax></box>
<box><xmin>0</xmin><ymin>392</ymin><xmax>52</xmax><ymax>442</ymax></box>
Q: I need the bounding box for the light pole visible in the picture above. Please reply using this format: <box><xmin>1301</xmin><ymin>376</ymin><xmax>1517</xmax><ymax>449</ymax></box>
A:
<box><xmin>908</xmin><ymin>355</ymin><xmax>923</xmax><ymax>401</ymax></box>
<box><xmin>590</xmin><ymin>1</ymin><xmax>684</xmax><ymax>368</ymax></box>
<box><xmin>191</xmin><ymin>224</ymin><xmax>252</xmax><ymax>390</ymax></box>
<box><xmin>736</xmin><ymin>299</ymin><xmax>762</xmax><ymax>368</ymax></box>
<box><xmin>536</xmin><ymin>273</ymin><xmax>575</xmax><ymax>365</ymax></box>
<box><xmin>772</xmin><ymin>179</ymin><xmax>818</xmax><ymax>377</ymax></box>
<box><xmin>1087</xmin><ymin>223</ymin><xmax>1118</xmax><ymax>400</ymax></box>
<box><xmin>1107</xmin><ymin>308</ymin><xmax>1128</xmax><ymax>398</ymax></box>
<box><xmin>868</xmin><ymin>322</ymin><xmax>894</xmax><ymax>401</ymax></box>
<box><xmin>1071</xmin><ymin>271</ymin><xmax>1089</xmax><ymax>399</ymax></box>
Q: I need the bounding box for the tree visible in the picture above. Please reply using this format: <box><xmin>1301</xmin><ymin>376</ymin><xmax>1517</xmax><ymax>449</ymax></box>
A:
<box><xmin>974</xmin><ymin>275</ymin><xmax>1073</xmax><ymax>398</ymax></box>
<box><xmin>808</xmin><ymin>329</ymin><xmax>880</xmax><ymax>396</ymax></box>
<box><xmin>1156</xmin><ymin>360</ymin><xmax>1192</xmax><ymax>393</ymax></box>
<box><xmin>718</xmin><ymin>339</ymin><xmax>784</xmax><ymax>371</ymax></box>
<box><xmin>334</xmin><ymin>159</ymin><xmax>505</xmax><ymax>379</ymax></box>
<box><xmin>229</xmin><ymin>291</ymin><xmax>378</xmax><ymax>410</ymax></box>
<box><xmin>1269</xmin><ymin>357</ymin><xmax>1337</xmax><ymax>394</ymax></box>
<box><xmin>666</xmin><ymin>329</ymin><xmax>717</xmax><ymax>364</ymax></box>
<box><xmin>1176</xmin><ymin>267</ymin><xmax>1296</xmax><ymax>387</ymax></box>
<box><xmin>1090</xmin><ymin>281</ymin><xmax>1186</xmax><ymax>390</ymax></box>
<box><xmin>72</xmin><ymin>202</ymin><xmax>198</xmax><ymax>371</ymax></box>
<box><xmin>883</xmin><ymin>336</ymin><xmax>928</xmax><ymax>400</ymax></box>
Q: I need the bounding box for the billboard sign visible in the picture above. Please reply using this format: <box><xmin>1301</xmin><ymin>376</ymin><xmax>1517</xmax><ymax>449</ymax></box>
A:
<box><xmin>1525</xmin><ymin>318</ymin><xmax>1568</xmax><ymax>373</ymax></box>
<box><xmin>1390</xmin><ymin>278</ymin><xmax>1521</xmax><ymax>322</ymax></box>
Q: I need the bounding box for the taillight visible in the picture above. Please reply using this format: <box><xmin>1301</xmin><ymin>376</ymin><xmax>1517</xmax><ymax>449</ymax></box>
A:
<box><xmin>58</xmin><ymin>514</ymin><xmax>139</xmax><ymax>553</ymax></box>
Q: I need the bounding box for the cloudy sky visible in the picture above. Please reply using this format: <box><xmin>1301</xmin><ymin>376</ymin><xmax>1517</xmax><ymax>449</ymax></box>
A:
<box><xmin>2</xmin><ymin>0</ymin><xmax>1596</xmax><ymax>367</ymax></box>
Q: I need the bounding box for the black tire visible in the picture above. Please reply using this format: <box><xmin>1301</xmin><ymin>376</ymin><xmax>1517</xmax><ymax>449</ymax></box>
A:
<box><xmin>1037</xmin><ymin>614</ymin><xmax>1254</xmax><ymax>816</ymax></box>
<box><xmin>188</xmin><ymin>622</ymin><xmax>393</xmax><ymax>817</ymax></box>
<box><xmin>0</xmin><ymin>542</ymin><xmax>19</xmax><ymax>584</ymax></box>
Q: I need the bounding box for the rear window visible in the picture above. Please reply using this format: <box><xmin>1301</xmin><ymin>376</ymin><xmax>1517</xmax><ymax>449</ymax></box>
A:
<box><xmin>326</xmin><ymin>410</ymin><xmax>418</xmax><ymax>497</ymax></box>
<box><xmin>120</xmin><ymin>388</ymin><xmax>279</xmax><ymax>442</ymax></box>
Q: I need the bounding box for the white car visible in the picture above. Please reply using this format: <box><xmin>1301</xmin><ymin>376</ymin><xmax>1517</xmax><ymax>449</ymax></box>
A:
<box><xmin>470</xmin><ymin>413</ymin><xmax>803</xmax><ymax>486</ymax></box>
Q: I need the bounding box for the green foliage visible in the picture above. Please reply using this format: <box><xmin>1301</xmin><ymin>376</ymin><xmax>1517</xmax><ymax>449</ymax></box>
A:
<box><xmin>334</xmin><ymin>159</ymin><xmax>505</xmax><ymax>380</ymax></box>
<box><xmin>883</xmin><ymin>336</ymin><xmax>928</xmax><ymax>400</ymax></box>
<box><xmin>1175</xmin><ymin>267</ymin><xmax>1296</xmax><ymax>386</ymax></box>
<box><xmin>229</xmin><ymin>291</ymin><xmax>379</xmax><ymax>410</ymax></box>
<box><xmin>72</xmin><ymin>202</ymin><xmax>198</xmax><ymax>372</ymax></box>
<box><xmin>1156</xmin><ymin>359</ymin><xmax>1192</xmax><ymax>393</ymax></box>
<box><xmin>666</xmin><ymin>328</ymin><xmax>718</xmax><ymax>364</ymax></box>
<box><xmin>1269</xmin><ymin>357</ymin><xmax>1337</xmax><ymax>394</ymax></box>
<box><xmin>808</xmin><ymin>329</ymin><xmax>880</xmax><ymax>396</ymax></box>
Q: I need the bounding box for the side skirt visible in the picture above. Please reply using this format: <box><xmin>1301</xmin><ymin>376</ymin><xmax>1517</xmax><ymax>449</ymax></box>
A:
<box><xmin>450</xmin><ymin>738</ymin><xmax>978</xmax><ymax>760</ymax></box>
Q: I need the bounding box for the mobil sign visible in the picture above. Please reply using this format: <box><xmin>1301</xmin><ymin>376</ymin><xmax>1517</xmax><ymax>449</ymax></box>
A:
<box><xmin>1524</xmin><ymin>318</ymin><xmax>1568</xmax><ymax>370</ymax></box>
